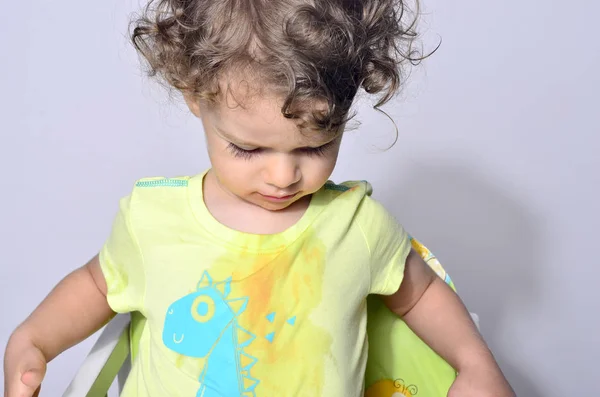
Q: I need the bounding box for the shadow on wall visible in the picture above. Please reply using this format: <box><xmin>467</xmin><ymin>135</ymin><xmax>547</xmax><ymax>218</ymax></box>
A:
<box><xmin>378</xmin><ymin>159</ymin><xmax>543</xmax><ymax>397</ymax></box>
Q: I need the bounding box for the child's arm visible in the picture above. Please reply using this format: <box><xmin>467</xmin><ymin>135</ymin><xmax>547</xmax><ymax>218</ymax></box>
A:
<box><xmin>382</xmin><ymin>249</ymin><xmax>515</xmax><ymax>397</ymax></box>
<box><xmin>3</xmin><ymin>255</ymin><xmax>114</xmax><ymax>397</ymax></box>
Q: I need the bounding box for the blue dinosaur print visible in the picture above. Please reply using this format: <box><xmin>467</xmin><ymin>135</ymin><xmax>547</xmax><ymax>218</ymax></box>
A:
<box><xmin>163</xmin><ymin>271</ymin><xmax>259</xmax><ymax>397</ymax></box>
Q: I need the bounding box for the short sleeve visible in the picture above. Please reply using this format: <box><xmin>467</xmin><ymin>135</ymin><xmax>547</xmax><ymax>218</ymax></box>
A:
<box><xmin>99</xmin><ymin>194</ymin><xmax>145</xmax><ymax>313</ymax></box>
<box><xmin>357</xmin><ymin>196</ymin><xmax>412</xmax><ymax>296</ymax></box>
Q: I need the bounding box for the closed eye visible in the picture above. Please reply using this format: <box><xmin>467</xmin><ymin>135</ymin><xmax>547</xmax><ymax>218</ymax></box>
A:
<box><xmin>227</xmin><ymin>143</ymin><xmax>261</xmax><ymax>160</ymax></box>
<box><xmin>227</xmin><ymin>140</ymin><xmax>335</xmax><ymax>160</ymax></box>
<box><xmin>296</xmin><ymin>143</ymin><xmax>331</xmax><ymax>157</ymax></box>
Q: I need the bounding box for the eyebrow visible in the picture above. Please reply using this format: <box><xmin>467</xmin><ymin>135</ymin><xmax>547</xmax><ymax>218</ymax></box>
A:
<box><xmin>214</xmin><ymin>126</ymin><xmax>337</xmax><ymax>149</ymax></box>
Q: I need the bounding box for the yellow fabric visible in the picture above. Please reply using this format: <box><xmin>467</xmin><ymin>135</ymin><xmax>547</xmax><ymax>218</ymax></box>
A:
<box><xmin>99</xmin><ymin>171</ymin><xmax>412</xmax><ymax>397</ymax></box>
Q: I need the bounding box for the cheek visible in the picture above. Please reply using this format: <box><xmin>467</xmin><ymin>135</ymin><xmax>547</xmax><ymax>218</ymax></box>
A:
<box><xmin>301</xmin><ymin>155</ymin><xmax>338</xmax><ymax>187</ymax></box>
<box><xmin>320</xmin><ymin>145</ymin><xmax>341</xmax><ymax>173</ymax></box>
<box><xmin>206</xmin><ymin>140</ymin><xmax>244</xmax><ymax>172</ymax></box>
<box><xmin>207</xmin><ymin>150</ymin><xmax>251</xmax><ymax>184</ymax></box>
<box><xmin>215</xmin><ymin>159</ymin><xmax>254</xmax><ymax>183</ymax></box>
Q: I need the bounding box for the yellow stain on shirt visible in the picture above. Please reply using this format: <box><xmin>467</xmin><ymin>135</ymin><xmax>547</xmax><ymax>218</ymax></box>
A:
<box><xmin>204</xmin><ymin>227</ymin><xmax>333</xmax><ymax>395</ymax></box>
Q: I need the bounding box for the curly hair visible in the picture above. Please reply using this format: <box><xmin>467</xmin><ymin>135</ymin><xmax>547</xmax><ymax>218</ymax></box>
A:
<box><xmin>131</xmin><ymin>0</ymin><xmax>427</xmax><ymax>133</ymax></box>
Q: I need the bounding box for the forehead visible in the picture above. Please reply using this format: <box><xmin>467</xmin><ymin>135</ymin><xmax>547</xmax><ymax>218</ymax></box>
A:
<box><xmin>205</xmin><ymin>89</ymin><xmax>333</xmax><ymax>147</ymax></box>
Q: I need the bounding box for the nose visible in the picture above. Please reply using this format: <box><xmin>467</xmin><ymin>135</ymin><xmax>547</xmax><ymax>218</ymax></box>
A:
<box><xmin>264</xmin><ymin>154</ymin><xmax>301</xmax><ymax>190</ymax></box>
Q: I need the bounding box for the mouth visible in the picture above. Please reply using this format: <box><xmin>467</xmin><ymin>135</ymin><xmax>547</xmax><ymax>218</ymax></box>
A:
<box><xmin>259</xmin><ymin>193</ymin><xmax>298</xmax><ymax>202</ymax></box>
<box><xmin>173</xmin><ymin>333</ymin><xmax>185</xmax><ymax>344</ymax></box>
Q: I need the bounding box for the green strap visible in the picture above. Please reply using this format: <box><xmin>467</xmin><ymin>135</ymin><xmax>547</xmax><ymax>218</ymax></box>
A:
<box><xmin>86</xmin><ymin>325</ymin><xmax>130</xmax><ymax>397</ymax></box>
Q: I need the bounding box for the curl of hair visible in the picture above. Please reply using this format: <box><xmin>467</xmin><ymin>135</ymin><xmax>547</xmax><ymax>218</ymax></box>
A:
<box><xmin>131</xmin><ymin>0</ymin><xmax>430</xmax><ymax>134</ymax></box>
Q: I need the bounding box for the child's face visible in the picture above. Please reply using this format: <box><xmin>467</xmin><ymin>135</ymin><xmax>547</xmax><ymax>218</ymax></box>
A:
<box><xmin>186</xmin><ymin>92</ymin><xmax>342</xmax><ymax>211</ymax></box>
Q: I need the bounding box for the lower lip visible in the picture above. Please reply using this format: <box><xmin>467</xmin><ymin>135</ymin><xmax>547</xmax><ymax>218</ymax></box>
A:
<box><xmin>260</xmin><ymin>193</ymin><xmax>297</xmax><ymax>202</ymax></box>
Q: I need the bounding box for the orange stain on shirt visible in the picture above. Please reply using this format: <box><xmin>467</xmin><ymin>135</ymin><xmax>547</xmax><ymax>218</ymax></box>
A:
<box><xmin>206</xmin><ymin>227</ymin><xmax>332</xmax><ymax>395</ymax></box>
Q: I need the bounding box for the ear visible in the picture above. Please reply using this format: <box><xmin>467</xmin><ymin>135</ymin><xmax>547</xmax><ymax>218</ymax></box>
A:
<box><xmin>183</xmin><ymin>93</ymin><xmax>202</xmax><ymax>118</ymax></box>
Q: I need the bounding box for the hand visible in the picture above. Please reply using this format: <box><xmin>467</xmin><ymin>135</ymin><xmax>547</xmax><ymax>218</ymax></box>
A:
<box><xmin>4</xmin><ymin>341</ymin><xmax>47</xmax><ymax>397</ymax></box>
<box><xmin>448</xmin><ymin>367</ymin><xmax>515</xmax><ymax>397</ymax></box>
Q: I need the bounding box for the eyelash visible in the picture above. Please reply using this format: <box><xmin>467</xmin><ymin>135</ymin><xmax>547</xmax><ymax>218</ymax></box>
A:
<box><xmin>227</xmin><ymin>141</ymin><xmax>333</xmax><ymax>160</ymax></box>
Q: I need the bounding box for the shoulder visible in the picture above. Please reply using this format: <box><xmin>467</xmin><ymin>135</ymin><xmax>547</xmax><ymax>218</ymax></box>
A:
<box><xmin>320</xmin><ymin>179</ymin><xmax>373</xmax><ymax>203</ymax></box>
<box><xmin>320</xmin><ymin>179</ymin><xmax>386</xmax><ymax>216</ymax></box>
<box><xmin>320</xmin><ymin>179</ymin><xmax>401</xmax><ymax>234</ymax></box>
<box><xmin>318</xmin><ymin>179</ymin><xmax>395</xmax><ymax>230</ymax></box>
<box><xmin>119</xmin><ymin>175</ymin><xmax>197</xmax><ymax>222</ymax></box>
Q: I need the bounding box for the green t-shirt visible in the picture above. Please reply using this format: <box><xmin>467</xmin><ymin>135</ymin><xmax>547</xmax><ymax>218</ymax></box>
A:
<box><xmin>100</xmin><ymin>171</ymin><xmax>412</xmax><ymax>397</ymax></box>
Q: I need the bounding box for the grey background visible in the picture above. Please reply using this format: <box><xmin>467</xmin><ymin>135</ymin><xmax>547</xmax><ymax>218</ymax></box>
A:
<box><xmin>1</xmin><ymin>0</ymin><xmax>598</xmax><ymax>395</ymax></box>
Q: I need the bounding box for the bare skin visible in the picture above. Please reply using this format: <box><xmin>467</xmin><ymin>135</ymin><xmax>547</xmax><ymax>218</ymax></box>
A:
<box><xmin>386</xmin><ymin>250</ymin><xmax>515</xmax><ymax>397</ymax></box>
<box><xmin>4</xmin><ymin>256</ymin><xmax>112</xmax><ymax>397</ymax></box>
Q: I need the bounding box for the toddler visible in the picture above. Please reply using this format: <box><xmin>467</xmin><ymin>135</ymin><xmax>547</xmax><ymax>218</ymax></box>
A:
<box><xmin>4</xmin><ymin>0</ymin><xmax>514</xmax><ymax>396</ymax></box>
